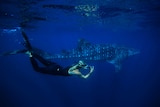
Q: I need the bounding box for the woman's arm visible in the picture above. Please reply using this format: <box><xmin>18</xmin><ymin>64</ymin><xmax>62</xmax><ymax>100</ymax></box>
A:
<box><xmin>68</xmin><ymin>60</ymin><xmax>94</xmax><ymax>79</ymax></box>
<box><xmin>80</xmin><ymin>66</ymin><xmax>94</xmax><ymax>79</ymax></box>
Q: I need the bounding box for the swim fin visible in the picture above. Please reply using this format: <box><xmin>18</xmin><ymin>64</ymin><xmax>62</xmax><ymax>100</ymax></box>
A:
<box><xmin>0</xmin><ymin>49</ymin><xmax>27</xmax><ymax>56</ymax></box>
<box><xmin>0</xmin><ymin>31</ymin><xmax>32</xmax><ymax>56</ymax></box>
<box><xmin>21</xmin><ymin>31</ymin><xmax>32</xmax><ymax>51</ymax></box>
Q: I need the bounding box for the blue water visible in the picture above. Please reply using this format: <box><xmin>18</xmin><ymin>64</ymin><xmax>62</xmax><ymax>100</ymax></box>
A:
<box><xmin>0</xmin><ymin>0</ymin><xmax>160</xmax><ymax>107</ymax></box>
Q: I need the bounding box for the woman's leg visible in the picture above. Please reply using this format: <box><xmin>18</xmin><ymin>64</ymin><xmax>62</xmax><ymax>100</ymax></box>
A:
<box><xmin>32</xmin><ymin>53</ymin><xmax>56</xmax><ymax>66</ymax></box>
<box><xmin>30</xmin><ymin>57</ymin><xmax>48</xmax><ymax>73</ymax></box>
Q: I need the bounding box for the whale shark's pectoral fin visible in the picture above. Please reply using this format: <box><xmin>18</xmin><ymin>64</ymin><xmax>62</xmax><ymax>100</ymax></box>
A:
<box><xmin>107</xmin><ymin>59</ymin><xmax>122</xmax><ymax>72</ymax></box>
<box><xmin>114</xmin><ymin>63</ymin><xmax>122</xmax><ymax>72</ymax></box>
<box><xmin>0</xmin><ymin>49</ymin><xmax>27</xmax><ymax>56</ymax></box>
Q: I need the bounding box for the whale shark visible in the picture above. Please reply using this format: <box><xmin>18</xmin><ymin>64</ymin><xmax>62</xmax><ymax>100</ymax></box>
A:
<box><xmin>1</xmin><ymin>37</ymin><xmax>140</xmax><ymax>72</ymax></box>
<box><xmin>43</xmin><ymin>39</ymin><xmax>140</xmax><ymax>72</ymax></box>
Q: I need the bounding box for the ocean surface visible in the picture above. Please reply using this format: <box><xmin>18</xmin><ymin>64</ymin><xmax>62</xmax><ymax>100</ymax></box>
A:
<box><xmin>0</xmin><ymin>0</ymin><xmax>160</xmax><ymax>107</ymax></box>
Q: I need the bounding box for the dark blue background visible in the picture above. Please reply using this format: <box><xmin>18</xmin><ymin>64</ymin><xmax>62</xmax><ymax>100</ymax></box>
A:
<box><xmin>0</xmin><ymin>0</ymin><xmax>160</xmax><ymax>107</ymax></box>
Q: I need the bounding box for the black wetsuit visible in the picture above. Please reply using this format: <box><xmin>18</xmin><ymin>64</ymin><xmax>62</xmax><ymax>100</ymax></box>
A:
<box><xmin>20</xmin><ymin>31</ymin><xmax>70</xmax><ymax>76</ymax></box>
<box><xmin>30</xmin><ymin>53</ymin><xmax>71</xmax><ymax>76</ymax></box>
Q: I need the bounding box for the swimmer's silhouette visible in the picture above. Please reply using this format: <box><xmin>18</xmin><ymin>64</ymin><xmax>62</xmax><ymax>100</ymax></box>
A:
<box><xmin>1</xmin><ymin>31</ymin><xmax>94</xmax><ymax>79</ymax></box>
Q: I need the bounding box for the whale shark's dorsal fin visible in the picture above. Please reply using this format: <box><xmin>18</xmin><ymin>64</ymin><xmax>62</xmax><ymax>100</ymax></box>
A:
<box><xmin>61</xmin><ymin>49</ymin><xmax>70</xmax><ymax>55</ymax></box>
<box><xmin>77</xmin><ymin>39</ymin><xmax>92</xmax><ymax>51</ymax></box>
<box><xmin>77</xmin><ymin>39</ymin><xmax>92</xmax><ymax>47</ymax></box>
